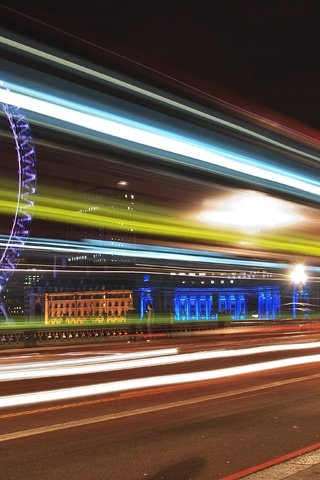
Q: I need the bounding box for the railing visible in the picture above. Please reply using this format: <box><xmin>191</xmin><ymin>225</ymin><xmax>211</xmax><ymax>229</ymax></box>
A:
<box><xmin>1</xmin><ymin>318</ymin><xmax>320</xmax><ymax>349</ymax></box>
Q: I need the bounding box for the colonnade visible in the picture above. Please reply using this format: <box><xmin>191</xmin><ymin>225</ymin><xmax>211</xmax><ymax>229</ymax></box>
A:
<box><xmin>139</xmin><ymin>286</ymin><xmax>282</xmax><ymax>321</ymax></box>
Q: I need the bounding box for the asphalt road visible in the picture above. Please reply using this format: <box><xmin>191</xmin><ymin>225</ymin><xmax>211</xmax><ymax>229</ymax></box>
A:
<box><xmin>1</xmin><ymin>329</ymin><xmax>320</xmax><ymax>479</ymax></box>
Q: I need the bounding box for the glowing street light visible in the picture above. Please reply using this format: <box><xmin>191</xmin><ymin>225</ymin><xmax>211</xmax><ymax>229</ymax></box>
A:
<box><xmin>290</xmin><ymin>264</ymin><xmax>307</xmax><ymax>289</ymax></box>
<box><xmin>290</xmin><ymin>264</ymin><xmax>308</xmax><ymax>319</ymax></box>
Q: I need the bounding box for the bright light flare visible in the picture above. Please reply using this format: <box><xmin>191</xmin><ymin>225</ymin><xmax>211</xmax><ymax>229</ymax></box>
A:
<box><xmin>290</xmin><ymin>264</ymin><xmax>307</xmax><ymax>284</ymax></box>
<box><xmin>200</xmin><ymin>192</ymin><xmax>302</xmax><ymax>230</ymax></box>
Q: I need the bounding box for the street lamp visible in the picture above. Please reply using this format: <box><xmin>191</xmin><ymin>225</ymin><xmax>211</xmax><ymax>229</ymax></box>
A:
<box><xmin>290</xmin><ymin>264</ymin><xmax>308</xmax><ymax>319</ymax></box>
<box><xmin>290</xmin><ymin>264</ymin><xmax>307</xmax><ymax>292</ymax></box>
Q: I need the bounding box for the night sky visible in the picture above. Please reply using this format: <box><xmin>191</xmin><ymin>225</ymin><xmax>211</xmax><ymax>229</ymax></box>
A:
<box><xmin>1</xmin><ymin>1</ymin><xmax>320</xmax><ymax>134</ymax></box>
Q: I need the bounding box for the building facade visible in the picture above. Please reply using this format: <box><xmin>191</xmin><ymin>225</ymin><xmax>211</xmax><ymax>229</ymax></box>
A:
<box><xmin>40</xmin><ymin>290</ymin><xmax>134</xmax><ymax>324</ymax></box>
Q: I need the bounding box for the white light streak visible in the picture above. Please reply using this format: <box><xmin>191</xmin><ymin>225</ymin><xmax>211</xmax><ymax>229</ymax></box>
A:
<box><xmin>1</xmin><ymin>353</ymin><xmax>320</xmax><ymax>408</ymax></box>
<box><xmin>0</xmin><ymin>348</ymin><xmax>178</xmax><ymax>377</ymax></box>
<box><xmin>0</xmin><ymin>235</ymin><xmax>293</xmax><ymax>270</ymax></box>
<box><xmin>1</xmin><ymin>88</ymin><xmax>319</xmax><ymax>198</ymax></box>
<box><xmin>1</xmin><ymin>342</ymin><xmax>320</xmax><ymax>381</ymax></box>
<box><xmin>0</xmin><ymin>35</ymin><xmax>319</xmax><ymax>165</ymax></box>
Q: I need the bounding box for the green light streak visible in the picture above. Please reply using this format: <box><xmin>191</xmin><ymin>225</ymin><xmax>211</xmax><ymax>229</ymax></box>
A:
<box><xmin>0</xmin><ymin>181</ymin><xmax>319</xmax><ymax>258</ymax></box>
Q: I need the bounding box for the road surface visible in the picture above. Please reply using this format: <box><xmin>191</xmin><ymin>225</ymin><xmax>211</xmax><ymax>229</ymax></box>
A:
<box><xmin>1</xmin><ymin>329</ymin><xmax>320</xmax><ymax>479</ymax></box>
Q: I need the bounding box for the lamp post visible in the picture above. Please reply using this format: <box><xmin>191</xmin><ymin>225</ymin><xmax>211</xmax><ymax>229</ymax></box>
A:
<box><xmin>290</xmin><ymin>264</ymin><xmax>307</xmax><ymax>319</ymax></box>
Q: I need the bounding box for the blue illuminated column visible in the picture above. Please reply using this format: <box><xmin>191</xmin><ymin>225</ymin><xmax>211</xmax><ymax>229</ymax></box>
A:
<box><xmin>237</xmin><ymin>295</ymin><xmax>246</xmax><ymax>319</ymax></box>
<box><xmin>185</xmin><ymin>297</ymin><xmax>190</xmax><ymax>319</ymax></box>
<box><xmin>229</xmin><ymin>294</ymin><xmax>236</xmax><ymax>319</ymax></box>
<box><xmin>192</xmin><ymin>296</ymin><xmax>198</xmax><ymax>319</ymax></box>
<box><xmin>207</xmin><ymin>295</ymin><xmax>212</xmax><ymax>319</ymax></box>
<box><xmin>184</xmin><ymin>296</ymin><xmax>189</xmax><ymax>320</ymax></box>
<box><xmin>292</xmin><ymin>289</ymin><xmax>298</xmax><ymax>319</ymax></box>
<box><xmin>258</xmin><ymin>289</ymin><xmax>281</xmax><ymax>319</ymax></box>
<box><xmin>139</xmin><ymin>288</ymin><xmax>153</xmax><ymax>320</ymax></box>
<box><xmin>273</xmin><ymin>293</ymin><xmax>281</xmax><ymax>319</ymax></box>
<box><xmin>259</xmin><ymin>292</ymin><xmax>273</xmax><ymax>319</ymax></box>
<box><xmin>176</xmin><ymin>295</ymin><xmax>188</xmax><ymax>320</ymax></box>
<box><xmin>303</xmin><ymin>290</ymin><xmax>309</xmax><ymax>318</ymax></box>
<box><xmin>199</xmin><ymin>296</ymin><xmax>205</xmax><ymax>319</ymax></box>
<box><xmin>258</xmin><ymin>293</ymin><xmax>265</xmax><ymax>319</ymax></box>
<box><xmin>292</xmin><ymin>286</ymin><xmax>309</xmax><ymax>319</ymax></box>
<box><xmin>266</xmin><ymin>294</ymin><xmax>272</xmax><ymax>319</ymax></box>
<box><xmin>218</xmin><ymin>294</ymin><xmax>227</xmax><ymax>313</ymax></box>
<box><xmin>174</xmin><ymin>296</ymin><xmax>179</xmax><ymax>320</ymax></box>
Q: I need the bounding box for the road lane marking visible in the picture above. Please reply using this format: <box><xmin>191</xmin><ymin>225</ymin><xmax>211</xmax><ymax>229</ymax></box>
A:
<box><xmin>1</xmin><ymin>372</ymin><xmax>320</xmax><ymax>442</ymax></box>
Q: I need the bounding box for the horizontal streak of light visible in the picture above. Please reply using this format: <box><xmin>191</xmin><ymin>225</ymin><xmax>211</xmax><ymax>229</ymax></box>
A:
<box><xmin>1</xmin><ymin>35</ymin><xmax>319</xmax><ymax>162</ymax></box>
<box><xmin>0</xmin><ymin>348</ymin><xmax>178</xmax><ymax>374</ymax></box>
<box><xmin>0</xmin><ymin>235</ymin><xmax>293</xmax><ymax>269</ymax></box>
<box><xmin>2</xmin><ymin>342</ymin><xmax>320</xmax><ymax>381</ymax></box>
<box><xmin>6</xmin><ymin>259</ymin><xmax>301</xmax><ymax>276</ymax></box>
<box><xmin>0</xmin><ymin>192</ymin><xmax>319</xmax><ymax>258</ymax></box>
<box><xmin>1</xmin><ymin>375</ymin><xmax>320</xmax><ymax>442</ymax></box>
<box><xmin>2</xmin><ymin>232</ymin><xmax>320</xmax><ymax>272</ymax></box>
<box><xmin>1</xmin><ymin>354</ymin><xmax>320</xmax><ymax>407</ymax></box>
<box><xmin>1</xmin><ymin>87</ymin><xmax>319</xmax><ymax>200</ymax></box>
<box><xmin>13</xmin><ymin>270</ymin><xmax>306</xmax><ymax>283</ymax></box>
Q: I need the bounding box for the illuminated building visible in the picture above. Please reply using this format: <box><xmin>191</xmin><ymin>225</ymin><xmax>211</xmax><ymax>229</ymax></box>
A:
<box><xmin>40</xmin><ymin>290</ymin><xmax>134</xmax><ymax>324</ymax></box>
<box><xmin>138</xmin><ymin>283</ymin><xmax>281</xmax><ymax>321</ymax></box>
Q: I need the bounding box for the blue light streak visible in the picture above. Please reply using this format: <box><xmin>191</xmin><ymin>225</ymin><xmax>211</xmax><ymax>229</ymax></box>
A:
<box><xmin>0</xmin><ymin>33</ymin><xmax>319</xmax><ymax>166</ymax></box>
<box><xmin>0</xmin><ymin>235</ymin><xmax>301</xmax><ymax>272</ymax></box>
<box><xmin>0</xmin><ymin>84</ymin><xmax>319</xmax><ymax>203</ymax></box>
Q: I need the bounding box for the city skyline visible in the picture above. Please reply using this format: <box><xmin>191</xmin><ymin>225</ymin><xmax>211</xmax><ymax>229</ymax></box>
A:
<box><xmin>0</xmin><ymin>1</ymin><xmax>319</xmax><ymax>320</ymax></box>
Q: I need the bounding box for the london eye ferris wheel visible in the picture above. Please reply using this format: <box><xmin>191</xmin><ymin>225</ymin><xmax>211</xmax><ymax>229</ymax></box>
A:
<box><xmin>0</xmin><ymin>96</ymin><xmax>36</xmax><ymax>320</ymax></box>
